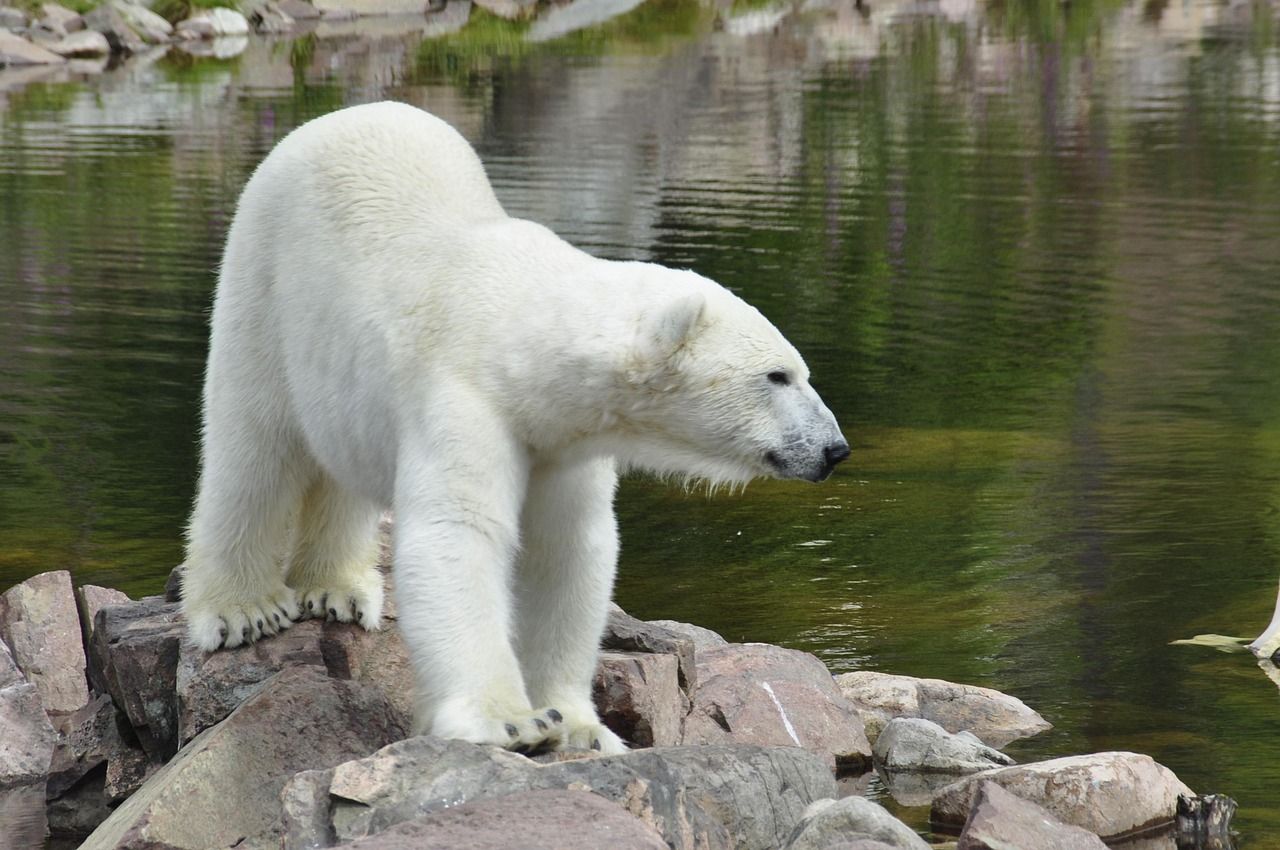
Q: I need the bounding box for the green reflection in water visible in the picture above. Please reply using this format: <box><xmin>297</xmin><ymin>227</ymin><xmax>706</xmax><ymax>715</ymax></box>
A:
<box><xmin>2</xmin><ymin>0</ymin><xmax>1280</xmax><ymax>843</ymax></box>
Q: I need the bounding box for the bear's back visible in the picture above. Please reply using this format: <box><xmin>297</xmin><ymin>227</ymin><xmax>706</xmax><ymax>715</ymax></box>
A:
<box><xmin>248</xmin><ymin>102</ymin><xmax>508</xmax><ymax>242</ymax></box>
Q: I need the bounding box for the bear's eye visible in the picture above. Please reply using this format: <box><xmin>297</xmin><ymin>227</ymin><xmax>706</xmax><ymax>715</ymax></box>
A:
<box><xmin>767</xmin><ymin>371</ymin><xmax>790</xmax><ymax>386</ymax></box>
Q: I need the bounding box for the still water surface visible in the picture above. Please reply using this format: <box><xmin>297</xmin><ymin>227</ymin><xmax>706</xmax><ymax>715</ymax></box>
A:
<box><xmin>3</xmin><ymin>0</ymin><xmax>1280</xmax><ymax>843</ymax></box>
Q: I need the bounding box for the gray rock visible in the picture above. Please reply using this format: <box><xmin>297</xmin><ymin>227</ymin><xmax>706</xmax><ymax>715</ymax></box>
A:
<box><xmin>285</xmin><ymin>736</ymin><xmax>835</xmax><ymax>850</ymax></box>
<box><xmin>0</xmin><ymin>635</ymin><xmax>22</xmax><ymax>688</ymax></box>
<box><xmin>275</xmin><ymin>0</ymin><xmax>321</xmax><ymax>18</ymax></box>
<box><xmin>957</xmin><ymin>781</ymin><xmax>1107</xmax><ymax>850</ymax></box>
<box><xmin>76</xmin><ymin>585</ymin><xmax>130</xmax><ymax>643</ymax></box>
<box><xmin>46</xmin><ymin>29</ymin><xmax>110</xmax><ymax>55</ymax></box>
<box><xmin>0</xmin><ymin>570</ymin><xmax>89</xmax><ymax>713</ymax></box>
<box><xmin>48</xmin><ymin>692</ymin><xmax>117</xmax><ymax>798</ymax></box>
<box><xmin>47</xmin><ymin>767</ymin><xmax>114</xmax><ymax>838</ymax></box>
<box><xmin>103</xmin><ymin>728</ymin><xmax>153</xmax><ymax>803</ymax></box>
<box><xmin>176</xmin><ymin>7</ymin><xmax>249</xmax><ymax>38</ymax></box>
<box><xmin>783</xmin><ymin>797</ymin><xmax>931</xmax><ymax>850</ymax></box>
<box><xmin>79</xmin><ymin>666</ymin><xmax>409</xmax><ymax>850</ymax></box>
<box><xmin>873</xmin><ymin>717</ymin><xmax>1014</xmax><ymax>774</ymax></box>
<box><xmin>41</xmin><ymin>2</ymin><xmax>83</xmax><ymax>31</ymax></box>
<box><xmin>336</xmin><ymin>788</ymin><xmax>668</xmax><ymax>849</ymax></box>
<box><xmin>162</xmin><ymin>566</ymin><xmax>183</xmax><ymax>603</ymax></box>
<box><xmin>684</xmin><ymin>643</ymin><xmax>872</xmax><ymax>770</ymax></box>
<box><xmin>930</xmin><ymin>752</ymin><xmax>1195</xmax><ymax>839</ymax></box>
<box><xmin>594</xmin><ymin>650</ymin><xmax>684</xmax><ymax>747</ymax></box>
<box><xmin>110</xmin><ymin>0</ymin><xmax>172</xmax><ymax>42</ymax></box>
<box><xmin>0</xmin><ymin>6</ymin><xmax>28</xmax><ymax>30</ymax></box>
<box><xmin>0</xmin><ymin>680</ymin><xmax>56</xmax><ymax>787</ymax></box>
<box><xmin>82</xmin><ymin>3</ymin><xmax>145</xmax><ymax>53</ymax></box>
<box><xmin>0</xmin><ymin>783</ymin><xmax>48</xmax><ymax>849</ymax></box>
<box><xmin>875</xmin><ymin>767</ymin><xmax>966</xmax><ymax>808</ymax></box>
<box><xmin>247</xmin><ymin>2</ymin><xmax>295</xmax><ymax>33</ymax></box>
<box><xmin>647</xmin><ymin>619</ymin><xmax>729</xmax><ymax>652</ymax></box>
<box><xmin>88</xmin><ymin>596</ymin><xmax>183</xmax><ymax>760</ymax></box>
<box><xmin>604</xmin><ymin>604</ymin><xmax>697</xmax><ymax>693</ymax></box>
<box><xmin>835</xmin><ymin>672</ymin><xmax>1051</xmax><ymax>748</ymax></box>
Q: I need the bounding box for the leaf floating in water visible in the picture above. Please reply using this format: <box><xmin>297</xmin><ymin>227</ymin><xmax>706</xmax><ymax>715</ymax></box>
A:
<box><xmin>1169</xmin><ymin>634</ymin><xmax>1253</xmax><ymax>653</ymax></box>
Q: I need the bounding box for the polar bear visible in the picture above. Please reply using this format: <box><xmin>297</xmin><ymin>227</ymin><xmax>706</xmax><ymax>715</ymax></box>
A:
<box><xmin>181</xmin><ymin>102</ymin><xmax>848</xmax><ymax>754</ymax></box>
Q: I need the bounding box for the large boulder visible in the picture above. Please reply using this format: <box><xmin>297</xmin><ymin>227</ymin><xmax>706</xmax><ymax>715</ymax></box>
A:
<box><xmin>175</xmin><ymin>7</ymin><xmax>249</xmax><ymax>38</ymax></box>
<box><xmin>0</xmin><ymin>679</ymin><xmax>56</xmax><ymax>787</ymax></box>
<box><xmin>930</xmin><ymin>752</ymin><xmax>1194</xmax><ymax>840</ymax></box>
<box><xmin>88</xmin><ymin>597</ymin><xmax>184</xmax><ymax>761</ymax></box>
<box><xmin>0</xmin><ymin>570</ymin><xmax>89</xmax><ymax>713</ymax></box>
<box><xmin>282</xmin><ymin>736</ymin><xmax>836</xmax><ymax>850</ymax></box>
<box><xmin>783</xmin><ymin>797</ymin><xmax>930</xmax><ymax>850</ymax></box>
<box><xmin>957</xmin><ymin>781</ymin><xmax>1107</xmax><ymax>850</ymax></box>
<box><xmin>684</xmin><ymin>643</ymin><xmax>872</xmax><ymax>770</ymax></box>
<box><xmin>873</xmin><ymin>717</ymin><xmax>1014</xmax><ymax>774</ymax></box>
<box><xmin>334</xmin><ymin>788</ymin><xmax>669</xmax><ymax>849</ymax></box>
<box><xmin>593</xmin><ymin>650</ymin><xmax>684</xmax><ymax>747</ymax></box>
<box><xmin>0</xmin><ymin>29</ymin><xmax>66</xmax><ymax>63</ymax></box>
<box><xmin>79</xmin><ymin>666</ymin><xmax>409</xmax><ymax>850</ymax></box>
<box><xmin>109</xmin><ymin>0</ymin><xmax>171</xmax><ymax>41</ymax></box>
<box><xmin>835</xmin><ymin>672</ymin><xmax>1050</xmax><ymax>748</ymax></box>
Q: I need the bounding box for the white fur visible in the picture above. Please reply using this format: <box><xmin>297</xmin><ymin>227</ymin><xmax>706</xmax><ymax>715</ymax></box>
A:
<box><xmin>181</xmin><ymin>102</ymin><xmax>846</xmax><ymax>755</ymax></box>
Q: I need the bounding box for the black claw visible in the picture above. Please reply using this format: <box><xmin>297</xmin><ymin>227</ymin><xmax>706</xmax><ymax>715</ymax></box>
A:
<box><xmin>256</xmin><ymin>618</ymin><xmax>264</xmax><ymax>631</ymax></box>
<box><xmin>504</xmin><ymin>723</ymin><xmax>518</xmax><ymax>738</ymax></box>
<box><xmin>534</xmin><ymin>718</ymin><xmax>547</xmax><ymax>731</ymax></box>
<box><xmin>512</xmin><ymin>744</ymin><xmax>530</xmax><ymax>755</ymax></box>
<box><xmin>307</xmin><ymin>600</ymin><xmax>315</xmax><ymax>611</ymax></box>
<box><xmin>273</xmin><ymin>612</ymin><xmax>282</xmax><ymax>625</ymax></box>
<box><xmin>241</xmin><ymin>625</ymin><xmax>250</xmax><ymax>640</ymax></box>
<box><xmin>328</xmin><ymin>607</ymin><xmax>337</xmax><ymax>618</ymax></box>
<box><xmin>218</xmin><ymin>626</ymin><xmax>228</xmax><ymax>640</ymax></box>
<box><xmin>356</xmin><ymin>611</ymin><xmax>364</xmax><ymax>622</ymax></box>
<box><xmin>546</xmin><ymin>709</ymin><xmax>563</xmax><ymax>724</ymax></box>
<box><xmin>591</xmin><ymin>738</ymin><xmax>601</xmax><ymax>751</ymax></box>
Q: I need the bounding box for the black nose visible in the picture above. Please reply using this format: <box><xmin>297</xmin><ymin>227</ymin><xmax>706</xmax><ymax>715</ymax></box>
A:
<box><xmin>824</xmin><ymin>441</ymin><xmax>851</xmax><ymax>468</ymax></box>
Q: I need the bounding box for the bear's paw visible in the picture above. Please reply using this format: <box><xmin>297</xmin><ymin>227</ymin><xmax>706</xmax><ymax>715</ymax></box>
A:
<box><xmin>292</xmin><ymin>568</ymin><xmax>384</xmax><ymax>630</ymax></box>
<box><xmin>184</xmin><ymin>584</ymin><xmax>301</xmax><ymax>650</ymax></box>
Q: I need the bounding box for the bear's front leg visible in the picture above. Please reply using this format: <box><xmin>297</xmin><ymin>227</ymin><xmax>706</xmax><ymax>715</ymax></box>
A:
<box><xmin>514</xmin><ymin>457</ymin><xmax>627</xmax><ymax>754</ymax></box>
<box><xmin>394</xmin><ymin>406</ymin><xmax>564</xmax><ymax>753</ymax></box>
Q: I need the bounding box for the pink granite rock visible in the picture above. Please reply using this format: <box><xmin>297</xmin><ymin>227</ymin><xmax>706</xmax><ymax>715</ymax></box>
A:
<box><xmin>0</xmin><ymin>570</ymin><xmax>89</xmax><ymax>713</ymax></box>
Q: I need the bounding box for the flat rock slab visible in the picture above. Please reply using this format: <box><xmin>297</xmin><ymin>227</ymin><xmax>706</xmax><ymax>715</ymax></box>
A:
<box><xmin>337</xmin><ymin>788</ymin><xmax>668</xmax><ymax>849</ymax></box>
<box><xmin>80</xmin><ymin>666</ymin><xmax>408</xmax><ymax>850</ymax></box>
<box><xmin>784</xmin><ymin>796</ymin><xmax>930</xmax><ymax>850</ymax></box>
<box><xmin>0</xmin><ymin>570</ymin><xmax>89</xmax><ymax>713</ymax></box>
<box><xmin>684</xmin><ymin>643</ymin><xmax>872</xmax><ymax>769</ymax></box>
<box><xmin>594</xmin><ymin>650</ymin><xmax>684</xmax><ymax>747</ymax></box>
<box><xmin>957</xmin><ymin>781</ymin><xmax>1107</xmax><ymax>850</ymax></box>
<box><xmin>835</xmin><ymin>672</ymin><xmax>1050</xmax><ymax>748</ymax></box>
<box><xmin>873</xmin><ymin>717</ymin><xmax>1014</xmax><ymax>773</ymax></box>
<box><xmin>284</xmin><ymin>736</ymin><xmax>836</xmax><ymax>850</ymax></box>
<box><xmin>931</xmin><ymin>751</ymin><xmax>1194</xmax><ymax>840</ymax></box>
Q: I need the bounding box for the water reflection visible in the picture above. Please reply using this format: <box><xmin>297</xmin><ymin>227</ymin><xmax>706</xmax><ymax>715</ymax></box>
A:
<box><xmin>2</xmin><ymin>0</ymin><xmax>1279</xmax><ymax>844</ymax></box>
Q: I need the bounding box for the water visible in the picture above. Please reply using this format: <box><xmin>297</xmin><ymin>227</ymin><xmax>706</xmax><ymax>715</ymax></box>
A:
<box><xmin>2</xmin><ymin>0</ymin><xmax>1279</xmax><ymax>843</ymax></box>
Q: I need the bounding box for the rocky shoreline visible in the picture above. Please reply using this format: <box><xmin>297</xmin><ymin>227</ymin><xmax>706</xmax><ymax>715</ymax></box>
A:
<box><xmin>0</xmin><ymin>565</ymin><xmax>1236</xmax><ymax>849</ymax></box>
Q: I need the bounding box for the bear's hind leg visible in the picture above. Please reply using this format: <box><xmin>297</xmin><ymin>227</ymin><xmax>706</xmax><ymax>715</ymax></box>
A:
<box><xmin>515</xmin><ymin>457</ymin><xmax>626</xmax><ymax>754</ymax></box>
<box><xmin>285</xmin><ymin>475</ymin><xmax>384</xmax><ymax>628</ymax></box>
<box><xmin>182</xmin><ymin>426</ymin><xmax>308</xmax><ymax>651</ymax></box>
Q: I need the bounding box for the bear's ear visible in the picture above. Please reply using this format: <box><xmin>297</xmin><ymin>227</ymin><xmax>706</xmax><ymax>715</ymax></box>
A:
<box><xmin>647</xmin><ymin>292</ymin><xmax>706</xmax><ymax>361</ymax></box>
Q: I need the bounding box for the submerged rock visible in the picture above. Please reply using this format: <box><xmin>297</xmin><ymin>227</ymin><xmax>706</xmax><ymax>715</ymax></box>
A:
<box><xmin>873</xmin><ymin>717</ymin><xmax>1014</xmax><ymax>774</ymax></box>
<box><xmin>783</xmin><ymin>796</ymin><xmax>930</xmax><ymax>850</ymax></box>
<box><xmin>956</xmin><ymin>781</ymin><xmax>1107</xmax><ymax>849</ymax></box>
<box><xmin>0</xmin><ymin>569</ymin><xmax>90</xmax><ymax>713</ymax></box>
<box><xmin>683</xmin><ymin>643</ymin><xmax>872</xmax><ymax>770</ymax></box>
<box><xmin>79</xmin><ymin>666</ymin><xmax>408</xmax><ymax>850</ymax></box>
<box><xmin>930</xmin><ymin>751</ymin><xmax>1194</xmax><ymax>840</ymax></box>
<box><xmin>834</xmin><ymin>671</ymin><xmax>1050</xmax><ymax>748</ymax></box>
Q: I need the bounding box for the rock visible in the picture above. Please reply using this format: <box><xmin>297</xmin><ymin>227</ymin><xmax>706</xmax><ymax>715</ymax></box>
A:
<box><xmin>0</xmin><ymin>783</ymin><xmax>48</xmax><ymax>849</ymax></box>
<box><xmin>248</xmin><ymin>2</ymin><xmax>295</xmax><ymax>32</ymax></box>
<box><xmin>1176</xmin><ymin>794</ymin><xmax>1237</xmax><ymax>847</ymax></box>
<box><xmin>648</xmin><ymin>618</ymin><xmax>729</xmax><ymax>651</ymax></box>
<box><xmin>79</xmin><ymin>666</ymin><xmax>409</xmax><ymax>850</ymax></box>
<box><xmin>604</xmin><ymin>604</ymin><xmax>697</xmax><ymax>692</ymax></box>
<box><xmin>956</xmin><ymin>781</ymin><xmax>1107</xmax><ymax>850</ymax></box>
<box><xmin>471</xmin><ymin>0</ymin><xmax>536</xmax><ymax>19</ymax></box>
<box><xmin>0</xmin><ymin>680</ymin><xmax>56</xmax><ymax>787</ymax></box>
<box><xmin>284</xmin><ymin>736</ymin><xmax>835</xmax><ymax>850</ymax></box>
<box><xmin>76</xmin><ymin>585</ymin><xmax>130</xmax><ymax>643</ymax></box>
<box><xmin>336</xmin><ymin>788</ymin><xmax>668</xmax><ymax>849</ymax></box>
<box><xmin>684</xmin><ymin>643</ymin><xmax>872</xmax><ymax>770</ymax></box>
<box><xmin>47</xmin><ymin>767</ymin><xmax>114</xmax><ymax>838</ymax></box>
<box><xmin>0</xmin><ymin>570</ymin><xmax>89</xmax><ymax>713</ymax></box>
<box><xmin>873</xmin><ymin>717</ymin><xmax>1014</xmax><ymax>773</ymax></box>
<box><xmin>103</xmin><ymin>728</ymin><xmax>153</xmax><ymax>803</ymax></box>
<box><xmin>0</xmin><ymin>6</ymin><xmax>27</xmax><ymax>30</ymax></box>
<box><xmin>41</xmin><ymin>2</ymin><xmax>83</xmax><ymax>31</ymax></box>
<box><xmin>110</xmin><ymin>0</ymin><xmax>172</xmax><ymax>42</ymax></box>
<box><xmin>82</xmin><ymin>3</ymin><xmax>145</xmax><ymax>53</ymax></box>
<box><xmin>835</xmin><ymin>672</ymin><xmax>1051</xmax><ymax>748</ymax></box>
<box><xmin>783</xmin><ymin>796</ymin><xmax>930</xmax><ymax>850</ymax></box>
<box><xmin>275</xmin><ymin>0</ymin><xmax>321</xmax><ymax>18</ymax></box>
<box><xmin>0</xmin><ymin>635</ymin><xmax>22</xmax><ymax>688</ymax></box>
<box><xmin>875</xmin><ymin>767</ymin><xmax>966</xmax><ymax>808</ymax></box>
<box><xmin>88</xmin><ymin>596</ymin><xmax>184</xmax><ymax>760</ymax></box>
<box><xmin>930</xmin><ymin>752</ymin><xmax>1195</xmax><ymax>839</ymax></box>
<box><xmin>176</xmin><ymin>7</ymin><xmax>249</xmax><ymax>38</ymax></box>
<box><xmin>308</xmin><ymin>0</ymin><xmax>428</xmax><ymax>14</ymax></box>
<box><xmin>162</xmin><ymin>566</ymin><xmax>182</xmax><ymax>603</ymax></box>
<box><xmin>47</xmin><ymin>692</ymin><xmax>117</xmax><ymax>798</ymax></box>
<box><xmin>46</xmin><ymin>29</ymin><xmax>111</xmax><ymax>55</ymax></box>
<box><xmin>314</xmin><ymin>613</ymin><xmax>414</xmax><ymax>721</ymax></box>
<box><xmin>593</xmin><ymin>650</ymin><xmax>684</xmax><ymax>748</ymax></box>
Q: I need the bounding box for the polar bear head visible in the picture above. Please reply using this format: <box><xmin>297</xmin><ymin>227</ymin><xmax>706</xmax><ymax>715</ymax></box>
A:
<box><xmin>615</xmin><ymin>270</ymin><xmax>849</xmax><ymax>487</ymax></box>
